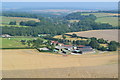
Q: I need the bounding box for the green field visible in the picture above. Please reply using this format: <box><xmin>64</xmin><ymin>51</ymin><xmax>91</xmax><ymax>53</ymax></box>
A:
<box><xmin>0</xmin><ymin>37</ymin><xmax>35</xmax><ymax>48</ymax></box>
<box><xmin>81</xmin><ymin>13</ymin><xmax>116</xmax><ymax>18</ymax></box>
<box><xmin>95</xmin><ymin>17</ymin><xmax>118</xmax><ymax>27</ymax></box>
<box><xmin>82</xmin><ymin>13</ymin><xmax>118</xmax><ymax>27</ymax></box>
<box><xmin>1</xmin><ymin>16</ymin><xmax>40</xmax><ymax>25</ymax></box>
<box><xmin>68</xmin><ymin>20</ymin><xmax>80</xmax><ymax>23</ymax></box>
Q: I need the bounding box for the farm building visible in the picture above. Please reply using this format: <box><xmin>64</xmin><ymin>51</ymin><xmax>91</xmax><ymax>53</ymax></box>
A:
<box><xmin>54</xmin><ymin>45</ymin><xmax>94</xmax><ymax>54</ymax></box>
<box><xmin>77</xmin><ymin>46</ymin><xmax>93</xmax><ymax>54</ymax></box>
<box><xmin>51</xmin><ymin>41</ymin><xmax>59</xmax><ymax>45</ymax></box>
<box><xmin>38</xmin><ymin>47</ymin><xmax>50</xmax><ymax>51</ymax></box>
<box><xmin>38</xmin><ymin>34</ymin><xmax>49</xmax><ymax>37</ymax></box>
<box><xmin>1</xmin><ymin>34</ymin><xmax>11</xmax><ymax>38</ymax></box>
<box><xmin>55</xmin><ymin>45</ymin><xmax>73</xmax><ymax>51</ymax></box>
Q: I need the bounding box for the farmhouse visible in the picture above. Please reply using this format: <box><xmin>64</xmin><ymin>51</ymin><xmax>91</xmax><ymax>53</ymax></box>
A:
<box><xmin>1</xmin><ymin>34</ymin><xmax>11</xmax><ymax>38</ymax></box>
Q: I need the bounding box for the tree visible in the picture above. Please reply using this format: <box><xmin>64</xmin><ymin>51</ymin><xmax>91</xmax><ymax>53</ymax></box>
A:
<box><xmin>90</xmin><ymin>37</ymin><xmax>97</xmax><ymax>41</ymax></box>
<box><xmin>27</xmin><ymin>40</ymin><xmax>32</xmax><ymax>47</ymax></box>
<box><xmin>50</xmin><ymin>45</ymin><xmax>55</xmax><ymax>50</ymax></box>
<box><xmin>89</xmin><ymin>40</ymin><xmax>100</xmax><ymax>49</ymax></box>
<box><xmin>62</xmin><ymin>35</ymin><xmax>66</xmax><ymax>39</ymax></box>
<box><xmin>32</xmin><ymin>38</ymin><xmax>44</xmax><ymax>48</ymax></box>
<box><xmin>97</xmin><ymin>38</ymin><xmax>107</xmax><ymax>44</ymax></box>
<box><xmin>9</xmin><ymin>21</ymin><xmax>16</xmax><ymax>25</ymax></box>
<box><xmin>72</xmin><ymin>40</ymin><xmax>76</xmax><ymax>44</ymax></box>
<box><xmin>72</xmin><ymin>33</ymin><xmax>77</xmax><ymax>38</ymax></box>
<box><xmin>108</xmin><ymin>44</ymin><xmax>117</xmax><ymax>51</ymax></box>
<box><xmin>109</xmin><ymin>41</ymin><xmax>117</xmax><ymax>45</ymax></box>
<box><xmin>19</xmin><ymin>21</ymin><xmax>25</xmax><ymax>26</ymax></box>
<box><xmin>99</xmin><ymin>46</ymin><xmax>107</xmax><ymax>51</ymax></box>
<box><xmin>21</xmin><ymin>40</ymin><xmax>26</xmax><ymax>45</ymax></box>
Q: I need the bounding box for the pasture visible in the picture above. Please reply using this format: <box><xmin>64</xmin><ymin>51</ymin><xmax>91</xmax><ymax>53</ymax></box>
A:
<box><xmin>0</xmin><ymin>37</ymin><xmax>35</xmax><ymax>48</ymax></box>
<box><xmin>1</xmin><ymin>16</ymin><xmax>40</xmax><ymax>25</ymax></box>
<box><xmin>81</xmin><ymin>13</ymin><xmax>118</xmax><ymax>27</ymax></box>
<box><xmin>81</xmin><ymin>13</ymin><xmax>118</xmax><ymax>18</ymax></box>
<box><xmin>95</xmin><ymin>17</ymin><xmax>118</xmax><ymax>27</ymax></box>
<box><xmin>2</xmin><ymin>49</ymin><xmax>118</xmax><ymax>78</ymax></box>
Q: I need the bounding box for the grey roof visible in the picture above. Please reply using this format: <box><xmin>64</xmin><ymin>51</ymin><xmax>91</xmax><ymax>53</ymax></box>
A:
<box><xmin>38</xmin><ymin>47</ymin><xmax>49</xmax><ymax>50</ymax></box>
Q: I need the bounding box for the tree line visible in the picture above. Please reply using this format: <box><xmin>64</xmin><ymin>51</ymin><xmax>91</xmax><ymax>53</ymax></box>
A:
<box><xmin>1</xmin><ymin>11</ymin><xmax>118</xmax><ymax>36</ymax></box>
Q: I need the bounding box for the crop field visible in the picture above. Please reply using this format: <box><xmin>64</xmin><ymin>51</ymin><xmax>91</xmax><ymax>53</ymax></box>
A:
<box><xmin>67</xmin><ymin>29</ymin><xmax>118</xmax><ymax>42</ymax></box>
<box><xmin>54</xmin><ymin>35</ymin><xmax>87</xmax><ymax>41</ymax></box>
<box><xmin>1</xmin><ymin>16</ymin><xmax>40</xmax><ymax>25</ymax></box>
<box><xmin>0</xmin><ymin>24</ymin><xmax>29</xmax><ymax>27</ymax></box>
<box><xmin>0</xmin><ymin>37</ymin><xmax>35</xmax><ymax>48</ymax></box>
<box><xmin>1</xmin><ymin>49</ymin><xmax>118</xmax><ymax>78</ymax></box>
<box><xmin>68</xmin><ymin>20</ymin><xmax>80</xmax><ymax>23</ymax></box>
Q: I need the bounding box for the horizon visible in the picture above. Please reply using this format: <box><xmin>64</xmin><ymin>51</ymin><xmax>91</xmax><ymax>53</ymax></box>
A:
<box><xmin>2</xmin><ymin>2</ymin><xmax>118</xmax><ymax>10</ymax></box>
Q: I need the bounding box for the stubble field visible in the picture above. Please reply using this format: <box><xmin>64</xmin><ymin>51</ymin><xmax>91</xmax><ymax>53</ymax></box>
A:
<box><xmin>1</xmin><ymin>49</ymin><xmax>118</xmax><ymax>78</ymax></box>
<box><xmin>67</xmin><ymin>29</ymin><xmax>119</xmax><ymax>41</ymax></box>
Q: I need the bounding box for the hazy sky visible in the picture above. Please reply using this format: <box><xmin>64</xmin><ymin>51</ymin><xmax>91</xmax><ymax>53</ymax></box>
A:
<box><xmin>2</xmin><ymin>2</ymin><xmax>118</xmax><ymax>10</ymax></box>
<box><xmin>1</xmin><ymin>0</ymin><xmax>119</xmax><ymax>2</ymax></box>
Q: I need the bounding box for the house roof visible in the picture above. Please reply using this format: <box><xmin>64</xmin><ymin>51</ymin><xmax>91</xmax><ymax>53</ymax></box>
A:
<box><xmin>38</xmin><ymin>47</ymin><xmax>49</xmax><ymax>50</ymax></box>
<box><xmin>51</xmin><ymin>41</ymin><xmax>58</xmax><ymax>44</ymax></box>
<box><xmin>58</xmin><ymin>43</ymin><xmax>64</xmax><ymax>45</ymax></box>
<box><xmin>77</xmin><ymin>45</ymin><xmax>85</xmax><ymax>47</ymax></box>
<box><xmin>64</xmin><ymin>45</ymin><xmax>72</xmax><ymax>47</ymax></box>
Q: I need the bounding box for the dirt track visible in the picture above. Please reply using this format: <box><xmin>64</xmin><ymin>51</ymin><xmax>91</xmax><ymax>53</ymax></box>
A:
<box><xmin>1</xmin><ymin>49</ymin><xmax>118</xmax><ymax>78</ymax></box>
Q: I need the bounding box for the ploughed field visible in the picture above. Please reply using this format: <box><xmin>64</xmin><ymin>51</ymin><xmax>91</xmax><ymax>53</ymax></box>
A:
<box><xmin>1</xmin><ymin>49</ymin><xmax>118</xmax><ymax>78</ymax></box>
<box><xmin>67</xmin><ymin>29</ymin><xmax>118</xmax><ymax>41</ymax></box>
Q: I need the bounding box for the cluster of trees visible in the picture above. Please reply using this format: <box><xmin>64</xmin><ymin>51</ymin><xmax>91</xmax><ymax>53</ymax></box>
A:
<box><xmin>9</xmin><ymin>20</ymin><xmax>39</xmax><ymax>26</ymax></box>
<box><xmin>2</xmin><ymin>11</ymin><xmax>43</xmax><ymax>19</ymax></box>
<box><xmin>19</xmin><ymin>21</ymin><xmax>39</xmax><ymax>26</ymax></box>
<box><xmin>89</xmin><ymin>37</ymin><xmax>119</xmax><ymax>51</ymax></box>
<box><xmin>20</xmin><ymin>38</ymin><xmax>55</xmax><ymax>51</ymax></box>
<box><xmin>9</xmin><ymin>21</ymin><xmax>16</xmax><ymax>25</ymax></box>
<box><xmin>21</xmin><ymin>38</ymin><xmax>44</xmax><ymax>48</ymax></box>
<box><xmin>2</xmin><ymin>11</ymin><xmax>118</xmax><ymax>37</ymax></box>
<box><xmin>64</xmin><ymin>12</ymin><xmax>97</xmax><ymax>21</ymax></box>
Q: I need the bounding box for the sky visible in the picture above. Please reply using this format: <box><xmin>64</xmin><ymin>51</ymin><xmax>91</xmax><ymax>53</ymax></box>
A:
<box><xmin>1</xmin><ymin>2</ymin><xmax>118</xmax><ymax>10</ymax></box>
<box><xmin>1</xmin><ymin>0</ymin><xmax>119</xmax><ymax>2</ymax></box>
